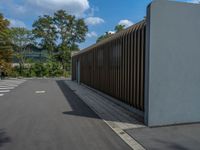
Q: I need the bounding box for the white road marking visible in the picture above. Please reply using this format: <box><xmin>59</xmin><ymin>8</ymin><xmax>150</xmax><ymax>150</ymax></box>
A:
<box><xmin>0</xmin><ymin>85</ymin><xmax>12</xmax><ymax>88</ymax></box>
<box><xmin>0</xmin><ymin>84</ymin><xmax>18</xmax><ymax>87</ymax></box>
<box><xmin>0</xmin><ymin>87</ymin><xmax>15</xmax><ymax>90</ymax></box>
<box><xmin>0</xmin><ymin>90</ymin><xmax>10</xmax><ymax>93</ymax></box>
<box><xmin>0</xmin><ymin>85</ymin><xmax>17</xmax><ymax>88</ymax></box>
<box><xmin>0</xmin><ymin>79</ymin><xmax>26</xmax><ymax>97</ymax></box>
<box><xmin>35</xmin><ymin>91</ymin><xmax>46</xmax><ymax>94</ymax></box>
<box><xmin>0</xmin><ymin>83</ymin><xmax>19</xmax><ymax>86</ymax></box>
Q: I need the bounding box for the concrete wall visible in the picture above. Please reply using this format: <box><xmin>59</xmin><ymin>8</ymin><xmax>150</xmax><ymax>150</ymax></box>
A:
<box><xmin>145</xmin><ymin>0</ymin><xmax>200</xmax><ymax>126</ymax></box>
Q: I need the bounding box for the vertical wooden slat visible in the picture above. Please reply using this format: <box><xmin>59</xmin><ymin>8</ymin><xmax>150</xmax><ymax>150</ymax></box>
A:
<box><xmin>119</xmin><ymin>35</ymin><xmax>123</xmax><ymax>100</ymax></box>
<box><xmin>124</xmin><ymin>32</ymin><xmax>128</xmax><ymax>104</ymax></box>
<box><xmin>122</xmin><ymin>33</ymin><xmax>126</xmax><ymax>103</ymax></box>
<box><xmin>140</xmin><ymin>24</ymin><xmax>146</xmax><ymax>111</ymax></box>
<box><xmin>118</xmin><ymin>39</ymin><xmax>120</xmax><ymax>98</ymax></box>
<box><xmin>133</xmin><ymin>28</ymin><xmax>137</xmax><ymax>108</ymax></box>
<box><xmin>127</xmin><ymin>32</ymin><xmax>131</xmax><ymax>105</ymax></box>
<box><xmin>136</xmin><ymin>25</ymin><xmax>141</xmax><ymax>109</ymax></box>
<box><xmin>71</xmin><ymin>20</ymin><xmax>146</xmax><ymax>112</ymax></box>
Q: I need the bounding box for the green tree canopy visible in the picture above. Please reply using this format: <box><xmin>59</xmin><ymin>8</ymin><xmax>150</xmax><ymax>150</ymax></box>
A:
<box><xmin>0</xmin><ymin>13</ymin><xmax>13</xmax><ymax>74</ymax></box>
<box><xmin>32</xmin><ymin>10</ymin><xmax>88</xmax><ymax>74</ymax></box>
<box><xmin>0</xmin><ymin>13</ymin><xmax>11</xmax><ymax>52</ymax></box>
<box><xmin>9</xmin><ymin>27</ymin><xmax>34</xmax><ymax>74</ymax></box>
<box><xmin>96</xmin><ymin>24</ymin><xmax>126</xmax><ymax>43</ymax></box>
<box><xmin>96</xmin><ymin>24</ymin><xmax>125</xmax><ymax>43</ymax></box>
<box><xmin>114</xmin><ymin>24</ymin><xmax>125</xmax><ymax>33</ymax></box>
<box><xmin>96</xmin><ymin>32</ymin><xmax>112</xmax><ymax>43</ymax></box>
<box><xmin>32</xmin><ymin>15</ymin><xmax>57</xmax><ymax>57</ymax></box>
<box><xmin>53</xmin><ymin>10</ymin><xmax>88</xmax><ymax>71</ymax></box>
<box><xmin>54</xmin><ymin>10</ymin><xmax>88</xmax><ymax>47</ymax></box>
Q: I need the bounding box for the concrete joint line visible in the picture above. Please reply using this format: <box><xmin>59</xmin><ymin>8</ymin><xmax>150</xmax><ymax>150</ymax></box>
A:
<box><xmin>86</xmin><ymin>101</ymin><xmax>145</xmax><ymax>150</ymax></box>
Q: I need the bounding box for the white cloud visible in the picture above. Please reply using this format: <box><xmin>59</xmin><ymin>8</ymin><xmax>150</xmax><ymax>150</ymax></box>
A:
<box><xmin>0</xmin><ymin>0</ymin><xmax>90</xmax><ymax>18</ymax></box>
<box><xmin>189</xmin><ymin>0</ymin><xmax>200</xmax><ymax>3</ymax></box>
<box><xmin>86</xmin><ymin>7</ymin><xmax>99</xmax><ymax>17</ymax></box>
<box><xmin>8</xmin><ymin>19</ymin><xmax>26</xmax><ymax>28</ymax></box>
<box><xmin>118</xmin><ymin>19</ymin><xmax>134</xmax><ymax>28</ymax></box>
<box><xmin>85</xmin><ymin>17</ymin><xmax>104</xmax><ymax>25</ymax></box>
<box><xmin>86</xmin><ymin>31</ymin><xmax>98</xmax><ymax>38</ymax></box>
<box><xmin>27</xmin><ymin>0</ymin><xmax>90</xmax><ymax>16</ymax></box>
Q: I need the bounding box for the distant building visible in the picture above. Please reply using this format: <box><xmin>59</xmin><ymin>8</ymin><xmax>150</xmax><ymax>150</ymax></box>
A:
<box><xmin>12</xmin><ymin>44</ymin><xmax>48</xmax><ymax>66</ymax></box>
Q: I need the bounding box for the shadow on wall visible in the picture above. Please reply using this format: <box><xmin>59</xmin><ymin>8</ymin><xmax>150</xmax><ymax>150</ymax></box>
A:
<box><xmin>56</xmin><ymin>80</ymin><xmax>101</xmax><ymax>120</ymax></box>
<box><xmin>0</xmin><ymin>129</ymin><xmax>11</xmax><ymax>147</ymax></box>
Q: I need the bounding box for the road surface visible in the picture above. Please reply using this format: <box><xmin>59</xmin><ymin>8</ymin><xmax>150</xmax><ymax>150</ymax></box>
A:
<box><xmin>0</xmin><ymin>79</ymin><xmax>131</xmax><ymax>150</ymax></box>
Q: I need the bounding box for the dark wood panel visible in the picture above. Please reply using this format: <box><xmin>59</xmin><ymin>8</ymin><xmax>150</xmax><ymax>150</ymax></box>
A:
<box><xmin>72</xmin><ymin>20</ymin><xmax>146</xmax><ymax>112</ymax></box>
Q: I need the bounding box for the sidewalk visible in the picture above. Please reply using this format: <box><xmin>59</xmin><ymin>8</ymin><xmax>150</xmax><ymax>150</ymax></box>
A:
<box><xmin>65</xmin><ymin>80</ymin><xmax>145</xmax><ymax>150</ymax></box>
<box><xmin>65</xmin><ymin>80</ymin><xmax>200</xmax><ymax>150</ymax></box>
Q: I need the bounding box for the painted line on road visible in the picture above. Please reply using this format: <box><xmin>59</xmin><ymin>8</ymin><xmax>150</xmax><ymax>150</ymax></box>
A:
<box><xmin>0</xmin><ymin>94</ymin><xmax>4</xmax><ymax>96</ymax></box>
<box><xmin>0</xmin><ymin>84</ymin><xmax>19</xmax><ymax>87</ymax></box>
<box><xmin>0</xmin><ymin>90</ymin><xmax>10</xmax><ymax>93</ymax></box>
<box><xmin>0</xmin><ymin>87</ymin><xmax>15</xmax><ymax>90</ymax></box>
<box><xmin>35</xmin><ymin>91</ymin><xmax>46</xmax><ymax>94</ymax></box>
<box><xmin>0</xmin><ymin>85</ymin><xmax>17</xmax><ymax>87</ymax></box>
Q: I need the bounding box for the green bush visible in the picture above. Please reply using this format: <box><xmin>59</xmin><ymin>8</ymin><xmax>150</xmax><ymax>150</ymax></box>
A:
<box><xmin>10</xmin><ymin>62</ymin><xmax>69</xmax><ymax>78</ymax></box>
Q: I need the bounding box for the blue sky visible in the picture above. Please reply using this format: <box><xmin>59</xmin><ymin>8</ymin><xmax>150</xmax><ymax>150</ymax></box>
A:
<box><xmin>0</xmin><ymin>0</ymin><xmax>199</xmax><ymax>49</ymax></box>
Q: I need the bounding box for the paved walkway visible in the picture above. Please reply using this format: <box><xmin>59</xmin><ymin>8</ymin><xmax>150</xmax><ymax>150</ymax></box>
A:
<box><xmin>67</xmin><ymin>80</ymin><xmax>200</xmax><ymax>150</ymax></box>
<box><xmin>65</xmin><ymin>80</ymin><xmax>145</xmax><ymax>150</ymax></box>
<box><xmin>0</xmin><ymin>79</ymin><xmax>132</xmax><ymax>150</ymax></box>
<box><xmin>126</xmin><ymin>123</ymin><xmax>200</xmax><ymax>150</ymax></box>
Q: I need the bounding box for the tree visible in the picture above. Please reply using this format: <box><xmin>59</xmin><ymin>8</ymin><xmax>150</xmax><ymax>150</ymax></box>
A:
<box><xmin>114</xmin><ymin>24</ymin><xmax>125</xmax><ymax>33</ymax></box>
<box><xmin>96</xmin><ymin>32</ymin><xmax>112</xmax><ymax>43</ymax></box>
<box><xmin>54</xmin><ymin>10</ymin><xmax>88</xmax><ymax>47</ymax></box>
<box><xmin>96</xmin><ymin>23</ymin><xmax>126</xmax><ymax>43</ymax></box>
<box><xmin>0</xmin><ymin>13</ymin><xmax>13</xmax><ymax>75</ymax></box>
<box><xmin>32</xmin><ymin>10</ymin><xmax>88</xmax><ymax>76</ymax></box>
<box><xmin>53</xmin><ymin>10</ymin><xmax>88</xmax><ymax>72</ymax></box>
<box><xmin>32</xmin><ymin>15</ymin><xmax>57</xmax><ymax>58</ymax></box>
<box><xmin>9</xmin><ymin>27</ymin><xmax>34</xmax><ymax>75</ymax></box>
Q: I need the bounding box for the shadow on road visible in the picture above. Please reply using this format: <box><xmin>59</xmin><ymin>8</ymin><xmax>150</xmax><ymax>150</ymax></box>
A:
<box><xmin>0</xmin><ymin>129</ymin><xmax>11</xmax><ymax>147</ymax></box>
<box><xmin>56</xmin><ymin>80</ymin><xmax>143</xmax><ymax>126</ymax></box>
<box><xmin>56</xmin><ymin>80</ymin><xmax>100</xmax><ymax>120</ymax></box>
<box><xmin>154</xmin><ymin>139</ymin><xmax>188</xmax><ymax>150</ymax></box>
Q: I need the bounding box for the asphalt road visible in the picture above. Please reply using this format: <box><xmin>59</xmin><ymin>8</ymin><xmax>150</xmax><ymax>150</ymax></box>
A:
<box><xmin>126</xmin><ymin>123</ymin><xmax>200</xmax><ymax>150</ymax></box>
<box><xmin>0</xmin><ymin>79</ymin><xmax>131</xmax><ymax>150</ymax></box>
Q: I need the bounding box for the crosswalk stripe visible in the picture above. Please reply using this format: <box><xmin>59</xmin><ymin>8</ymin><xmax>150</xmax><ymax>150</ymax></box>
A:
<box><xmin>1</xmin><ymin>80</ymin><xmax>25</xmax><ymax>82</ymax></box>
<box><xmin>0</xmin><ymin>85</ymin><xmax>17</xmax><ymax>87</ymax></box>
<box><xmin>0</xmin><ymin>85</ymin><xmax>18</xmax><ymax>87</ymax></box>
<box><xmin>2</xmin><ymin>80</ymin><xmax>25</xmax><ymax>82</ymax></box>
<box><xmin>0</xmin><ymin>87</ymin><xmax>15</xmax><ymax>90</ymax></box>
<box><xmin>0</xmin><ymin>90</ymin><xmax>10</xmax><ymax>93</ymax></box>
<box><xmin>0</xmin><ymin>79</ymin><xmax>26</xmax><ymax>97</ymax></box>
<box><xmin>1</xmin><ymin>82</ymin><xmax>24</xmax><ymax>84</ymax></box>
